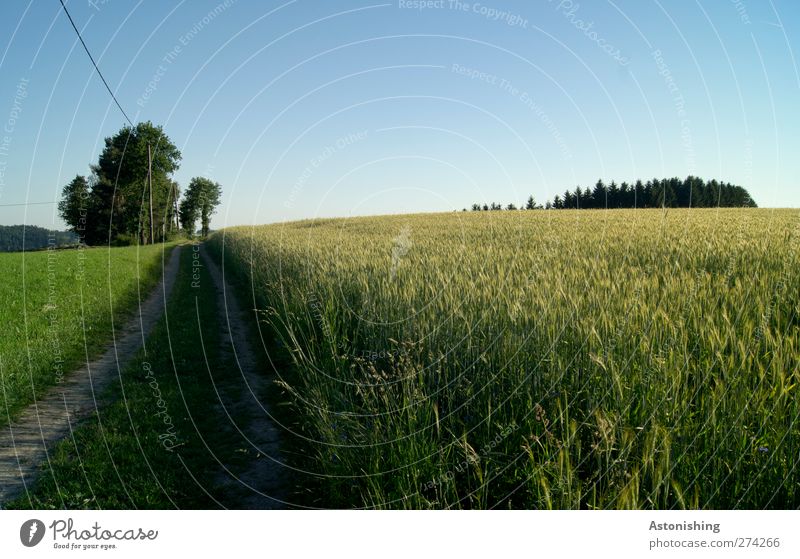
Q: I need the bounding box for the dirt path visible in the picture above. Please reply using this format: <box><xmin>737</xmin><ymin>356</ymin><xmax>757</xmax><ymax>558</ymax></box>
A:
<box><xmin>200</xmin><ymin>245</ymin><xmax>288</xmax><ymax>509</ymax></box>
<box><xmin>0</xmin><ymin>246</ymin><xmax>182</xmax><ymax>507</ymax></box>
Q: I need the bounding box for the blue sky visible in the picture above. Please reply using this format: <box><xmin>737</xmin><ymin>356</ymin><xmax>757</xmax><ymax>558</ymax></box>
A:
<box><xmin>1</xmin><ymin>0</ymin><xmax>798</xmax><ymax>228</ymax></box>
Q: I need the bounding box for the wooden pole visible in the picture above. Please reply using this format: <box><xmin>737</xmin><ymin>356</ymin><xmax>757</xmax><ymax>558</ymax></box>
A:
<box><xmin>148</xmin><ymin>143</ymin><xmax>154</xmax><ymax>244</ymax></box>
<box><xmin>174</xmin><ymin>183</ymin><xmax>180</xmax><ymax>231</ymax></box>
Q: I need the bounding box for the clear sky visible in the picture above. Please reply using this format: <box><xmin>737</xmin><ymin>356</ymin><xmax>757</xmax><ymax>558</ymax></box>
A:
<box><xmin>1</xmin><ymin>0</ymin><xmax>798</xmax><ymax>229</ymax></box>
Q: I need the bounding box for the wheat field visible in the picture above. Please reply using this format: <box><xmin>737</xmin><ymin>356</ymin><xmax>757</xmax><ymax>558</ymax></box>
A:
<box><xmin>211</xmin><ymin>208</ymin><xmax>799</xmax><ymax>509</ymax></box>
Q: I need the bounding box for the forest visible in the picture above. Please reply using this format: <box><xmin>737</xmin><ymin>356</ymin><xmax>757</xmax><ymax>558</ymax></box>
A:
<box><xmin>0</xmin><ymin>225</ymin><xmax>77</xmax><ymax>252</ymax></box>
<box><xmin>469</xmin><ymin>176</ymin><xmax>757</xmax><ymax>211</ymax></box>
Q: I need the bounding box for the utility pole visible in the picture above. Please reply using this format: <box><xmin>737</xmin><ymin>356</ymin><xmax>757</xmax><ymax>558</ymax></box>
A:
<box><xmin>174</xmin><ymin>182</ymin><xmax>180</xmax><ymax>231</ymax></box>
<box><xmin>148</xmin><ymin>143</ymin><xmax>154</xmax><ymax>244</ymax></box>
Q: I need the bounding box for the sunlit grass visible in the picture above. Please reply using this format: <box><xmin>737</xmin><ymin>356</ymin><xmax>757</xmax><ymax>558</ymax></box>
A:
<box><xmin>0</xmin><ymin>244</ymin><xmax>170</xmax><ymax>425</ymax></box>
<box><xmin>212</xmin><ymin>208</ymin><xmax>800</xmax><ymax>509</ymax></box>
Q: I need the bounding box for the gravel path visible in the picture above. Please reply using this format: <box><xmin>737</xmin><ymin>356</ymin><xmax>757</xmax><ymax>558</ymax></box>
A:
<box><xmin>200</xmin><ymin>245</ymin><xmax>288</xmax><ymax>509</ymax></box>
<box><xmin>0</xmin><ymin>246</ymin><xmax>181</xmax><ymax>507</ymax></box>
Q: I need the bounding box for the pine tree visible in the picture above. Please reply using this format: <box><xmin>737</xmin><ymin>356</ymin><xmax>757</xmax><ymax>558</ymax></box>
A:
<box><xmin>525</xmin><ymin>195</ymin><xmax>536</xmax><ymax>210</ymax></box>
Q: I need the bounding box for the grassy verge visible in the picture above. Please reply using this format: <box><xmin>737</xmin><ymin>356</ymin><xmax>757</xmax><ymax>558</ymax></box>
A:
<box><xmin>210</xmin><ymin>209</ymin><xmax>800</xmax><ymax>509</ymax></box>
<box><xmin>5</xmin><ymin>245</ymin><xmax>251</xmax><ymax>509</ymax></box>
<box><xmin>0</xmin><ymin>244</ymin><xmax>174</xmax><ymax>426</ymax></box>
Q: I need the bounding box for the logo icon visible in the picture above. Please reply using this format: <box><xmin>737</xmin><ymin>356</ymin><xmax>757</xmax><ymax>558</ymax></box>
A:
<box><xmin>20</xmin><ymin>519</ymin><xmax>45</xmax><ymax>547</ymax></box>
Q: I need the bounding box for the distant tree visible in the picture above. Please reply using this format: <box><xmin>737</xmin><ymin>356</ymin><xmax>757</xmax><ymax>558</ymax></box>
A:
<box><xmin>631</xmin><ymin>179</ymin><xmax>645</xmax><ymax>208</ymax></box>
<box><xmin>544</xmin><ymin>176</ymin><xmax>755</xmax><ymax>210</ymax></box>
<box><xmin>182</xmin><ymin>177</ymin><xmax>222</xmax><ymax>237</ymax></box>
<box><xmin>652</xmin><ymin>178</ymin><xmax>676</xmax><ymax>207</ymax></box>
<box><xmin>179</xmin><ymin>192</ymin><xmax>199</xmax><ymax>233</ymax></box>
<box><xmin>590</xmin><ymin>179</ymin><xmax>606</xmax><ymax>209</ymax></box>
<box><xmin>525</xmin><ymin>195</ymin><xmax>536</xmax><ymax>210</ymax></box>
<box><xmin>58</xmin><ymin>175</ymin><xmax>90</xmax><ymax>236</ymax></box>
<box><xmin>647</xmin><ymin>178</ymin><xmax>661</xmax><ymax>208</ymax></box>
<box><xmin>84</xmin><ymin>121</ymin><xmax>181</xmax><ymax>245</ymax></box>
<box><xmin>482</xmin><ymin>203</ymin><xmax>489</xmax><ymax>211</ymax></box>
<box><xmin>619</xmin><ymin>182</ymin><xmax>630</xmax><ymax>208</ymax></box>
<box><xmin>166</xmin><ymin>180</ymin><xmax>181</xmax><ymax>234</ymax></box>
<box><xmin>563</xmin><ymin>190</ymin><xmax>574</xmax><ymax>209</ymax></box>
<box><xmin>506</xmin><ymin>203</ymin><xmax>517</xmax><ymax>210</ymax></box>
<box><xmin>471</xmin><ymin>203</ymin><xmax>481</xmax><ymax>211</ymax></box>
<box><xmin>680</xmin><ymin>176</ymin><xmax>698</xmax><ymax>207</ymax></box>
<box><xmin>0</xmin><ymin>225</ymin><xmax>78</xmax><ymax>252</ymax></box>
<box><xmin>607</xmin><ymin>180</ymin><xmax>619</xmax><ymax>208</ymax></box>
<box><xmin>576</xmin><ymin>186</ymin><xmax>588</xmax><ymax>209</ymax></box>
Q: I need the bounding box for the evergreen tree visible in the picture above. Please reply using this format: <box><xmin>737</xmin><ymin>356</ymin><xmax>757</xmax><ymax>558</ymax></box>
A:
<box><xmin>563</xmin><ymin>190</ymin><xmax>574</xmax><ymax>209</ymax></box>
<box><xmin>591</xmin><ymin>179</ymin><xmax>606</xmax><ymax>209</ymax></box>
<box><xmin>607</xmin><ymin>180</ymin><xmax>620</xmax><ymax>208</ymax></box>
<box><xmin>633</xmin><ymin>180</ymin><xmax>644</xmax><ymax>208</ymax></box>
<box><xmin>618</xmin><ymin>182</ymin><xmax>628</xmax><ymax>208</ymax></box>
<box><xmin>544</xmin><ymin>176</ymin><xmax>755</xmax><ymax>210</ymax></box>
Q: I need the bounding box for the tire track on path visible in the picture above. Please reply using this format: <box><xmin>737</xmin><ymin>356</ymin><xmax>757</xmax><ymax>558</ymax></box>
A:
<box><xmin>200</xmin><ymin>245</ymin><xmax>288</xmax><ymax>509</ymax></box>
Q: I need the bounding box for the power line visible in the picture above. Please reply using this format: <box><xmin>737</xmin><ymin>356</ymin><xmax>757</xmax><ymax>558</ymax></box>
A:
<box><xmin>0</xmin><ymin>201</ymin><xmax>56</xmax><ymax>207</ymax></box>
<box><xmin>57</xmin><ymin>0</ymin><xmax>134</xmax><ymax>127</ymax></box>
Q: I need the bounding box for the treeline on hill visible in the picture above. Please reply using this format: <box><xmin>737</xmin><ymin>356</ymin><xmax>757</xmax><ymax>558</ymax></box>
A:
<box><xmin>468</xmin><ymin>176</ymin><xmax>757</xmax><ymax>211</ymax></box>
<box><xmin>58</xmin><ymin>121</ymin><xmax>221</xmax><ymax>246</ymax></box>
<box><xmin>0</xmin><ymin>225</ymin><xmax>77</xmax><ymax>252</ymax></box>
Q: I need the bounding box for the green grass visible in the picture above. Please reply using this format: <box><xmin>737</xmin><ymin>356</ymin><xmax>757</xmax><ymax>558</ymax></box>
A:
<box><xmin>0</xmin><ymin>244</ymin><xmax>173</xmax><ymax>426</ymax></box>
<box><xmin>5</xmin><ymin>246</ymin><xmax>252</xmax><ymax>509</ymax></box>
<box><xmin>210</xmin><ymin>208</ymin><xmax>800</xmax><ymax>509</ymax></box>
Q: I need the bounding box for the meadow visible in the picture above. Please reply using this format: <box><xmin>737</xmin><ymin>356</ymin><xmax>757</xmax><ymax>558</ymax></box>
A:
<box><xmin>5</xmin><ymin>248</ymin><xmax>246</xmax><ymax>509</ymax></box>
<box><xmin>0</xmin><ymin>244</ymin><xmax>170</xmax><ymax>424</ymax></box>
<box><xmin>211</xmin><ymin>208</ymin><xmax>800</xmax><ymax>509</ymax></box>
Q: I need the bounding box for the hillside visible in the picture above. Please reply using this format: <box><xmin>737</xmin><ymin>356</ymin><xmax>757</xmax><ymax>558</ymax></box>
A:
<box><xmin>0</xmin><ymin>224</ymin><xmax>78</xmax><ymax>252</ymax></box>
